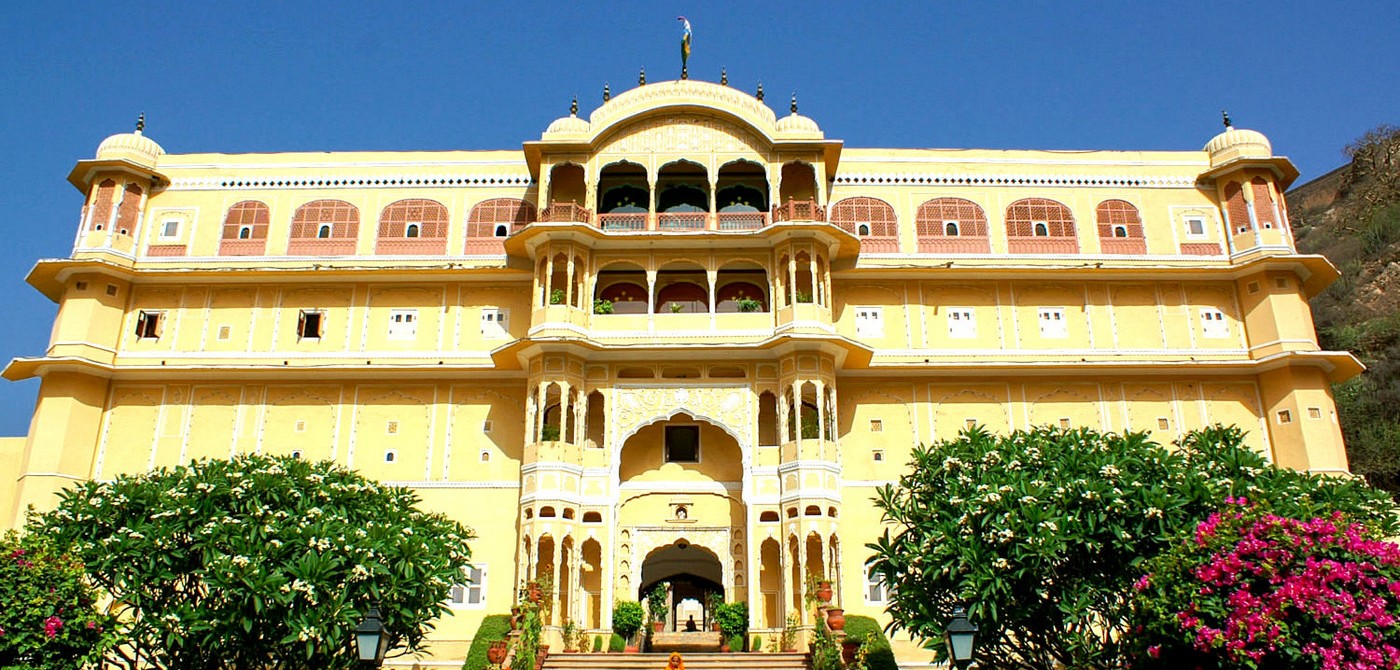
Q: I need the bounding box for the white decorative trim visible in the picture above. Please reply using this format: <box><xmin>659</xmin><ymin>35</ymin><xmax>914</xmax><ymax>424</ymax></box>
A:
<box><xmin>832</xmin><ymin>171</ymin><xmax>1199</xmax><ymax>188</ymax></box>
<box><xmin>167</xmin><ymin>173</ymin><xmax>534</xmax><ymax>191</ymax></box>
<box><xmin>381</xmin><ymin>480</ymin><xmax>520</xmax><ymax>489</ymax></box>
<box><xmin>618</xmin><ymin>480</ymin><xmax>742</xmax><ymax>493</ymax></box>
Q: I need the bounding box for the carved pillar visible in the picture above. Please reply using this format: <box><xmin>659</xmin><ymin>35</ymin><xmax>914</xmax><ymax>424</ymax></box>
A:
<box><xmin>544</xmin><ymin>254</ymin><xmax>556</xmax><ymax>307</ymax></box>
<box><xmin>707</xmin><ymin>268</ymin><xmax>717</xmax><ymax>316</ymax></box>
<box><xmin>808</xmin><ymin>254</ymin><xmax>819</xmax><ymax>306</ymax></box>
<box><xmin>565</xmin><ymin>254</ymin><xmax>576</xmax><ymax>308</ymax></box>
<box><xmin>787</xmin><ymin>253</ymin><xmax>798</xmax><ymax>306</ymax></box>
<box><xmin>815</xmin><ymin>379</ymin><xmax>826</xmax><ymax>452</ymax></box>
<box><xmin>646</xmin><ymin>269</ymin><xmax>657</xmax><ymax>316</ymax></box>
<box><xmin>558</xmin><ymin>381</ymin><xmax>571</xmax><ymax>443</ymax></box>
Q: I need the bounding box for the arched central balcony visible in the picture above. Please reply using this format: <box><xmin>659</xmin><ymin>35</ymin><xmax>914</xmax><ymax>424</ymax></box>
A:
<box><xmin>656</xmin><ymin>161</ymin><xmax>710</xmax><ymax>231</ymax></box>
<box><xmin>550</xmin><ymin>159</ymin><xmax>785</xmax><ymax>232</ymax></box>
<box><xmin>590</xmin><ymin>259</ymin><xmax>773</xmax><ymax>333</ymax></box>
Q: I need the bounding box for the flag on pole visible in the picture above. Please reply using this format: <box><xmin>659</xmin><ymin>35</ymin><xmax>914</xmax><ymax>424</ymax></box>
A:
<box><xmin>678</xmin><ymin>17</ymin><xmax>692</xmax><ymax>79</ymax></box>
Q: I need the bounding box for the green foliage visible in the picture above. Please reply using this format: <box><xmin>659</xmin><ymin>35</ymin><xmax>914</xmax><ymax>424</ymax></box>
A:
<box><xmin>810</xmin><ymin>624</ymin><xmax>843</xmax><ymax>670</ymax></box>
<box><xmin>462</xmin><ymin>614</ymin><xmax>511</xmax><ymax>670</ymax></box>
<box><xmin>510</xmin><ymin>606</ymin><xmax>541</xmax><ymax>670</ymax></box>
<box><xmin>29</xmin><ymin>454</ymin><xmax>475</xmax><ymax>670</ymax></box>
<box><xmin>728</xmin><ymin>634</ymin><xmax>746</xmax><ymax>651</ymax></box>
<box><xmin>540</xmin><ymin>424</ymin><xmax>561</xmax><ymax>442</ymax></box>
<box><xmin>736</xmin><ymin>297</ymin><xmax>763</xmax><ymax>313</ymax></box>
<box><xmin>608</xmin><ymin>633</ymin><xmax>625</xmax><ymax>652</ymax></box>
<box><xmin>591</xmin><ymin>634</ymin><xmax>602</xmax><ymax>652</ymax></box>
<box><xmin>867</xmin><ymin>425</ymin><xmax>1399</xmax><ymax>670</ymax></box>
<box><xmin>611</xmin><ymin>600</ymin><xmax>644</xmax><ymax>641</ymax></box>
<box><xmin>0</xmin><ymin>531</ymin><xmax>119</xmax><ymax>669</ymax></box>
<box><xmin>549</xmin><ymin>289</ymin><xmax>565</xmax><ymax>305</ymax></box>
<box><xmin>780</xmin><ymin>612</ymin><xmax>799</xmax><ymax>651</ymax></box>
<box><xmin>751</xmin><ymin>635</ymin><xmax>762</xmax><ymax>652</ymax></box>
<box><xmin>592</xmin><ymin>299</ymin><xmax>614</xmax><ymax>315</ymax></box>
<box><xmin>715</xmin><ymin>601</ymin><xmax>749</xmax><ymax>639</ymax></box>
<box><xmin>646</xmin><ymin>584</ymin><xmax>669</xmax><ymax>622</ymax></box>
<box><xmin>841</xmin><ymin>615</ymin><xmax>897</xmax><ymax>670</ymax></box>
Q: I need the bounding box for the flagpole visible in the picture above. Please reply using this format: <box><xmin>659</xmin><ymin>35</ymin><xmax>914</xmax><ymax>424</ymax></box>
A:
<box><xmin>678</xmin><ymin>17</ymin><xmax>691</xmax><ymax>80</ymax></box>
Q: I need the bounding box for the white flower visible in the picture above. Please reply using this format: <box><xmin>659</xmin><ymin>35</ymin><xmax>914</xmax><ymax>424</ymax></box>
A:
<box><xmin>992</xmin><ymin>558</ymin><xmax>1010</xmax><ymax>570</ymax></box>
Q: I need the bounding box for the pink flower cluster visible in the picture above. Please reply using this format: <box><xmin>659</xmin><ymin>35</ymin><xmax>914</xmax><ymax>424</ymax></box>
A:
<box><xmin>1176</xmin><ymin>504</ymin><xmax>1400</xmax><ymax>670</ymax></box>
<box><xmin>44</xmin><ymin>615</ymin><xmax>62</xmax><ymax>638</ymax></box>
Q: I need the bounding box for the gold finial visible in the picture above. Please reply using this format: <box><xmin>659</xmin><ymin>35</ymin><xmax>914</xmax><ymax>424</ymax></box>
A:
<box><xmin>756</xmin><ymin>82</ymin><xmax>764</xmax><ymax>101</ymax></box>
<box><xmin>1221</xmin><ymin>109</ymin><xmax>1232</xmax><ymax>129</ymax></box>
<box><xmin>603</xmin><ymin>82</ymin><xmax>610</xmax><ymax>103</ymax></box>
<box><xmin>721</xmin><ymin>68</ymin><xmax>728</xmax><ymax>86</ymax></box>
<box><xmin>790</xmin><ymin>93</ymin><xmax>798</xmax><ymax>114</ymax></box>
<box><xmin>570</xmin><ymin>97</ymin><xmax>578</xmax><ymax>116</ymax></box>
<box><xmin>135</xmin><ymin>112</ymin><xmax>145</xmax><ymax>134</ymax></box>
<box><xmin>639</xmin><ymin>67</ymin><xmax>646</xmax><ymax>85</ymax></box>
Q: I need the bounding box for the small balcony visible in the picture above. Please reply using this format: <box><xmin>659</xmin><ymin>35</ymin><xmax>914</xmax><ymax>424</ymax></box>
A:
<box><xmin>657</xmin><ymin>212</ymin><xmax>707</xmax><ymax>231</ymax></box>
<box><xmin>772</xmin><ymin>199</ymin><xmax>825</xmax><ymax>222</ymax></box>
<box><xmin>542</xmin><ymin>201</ymin><xmax>592</xmax><ymax>224</ymax></box>
<box><xmin>146</xmin><ymin>244</ymin><xmax>187</xmax><ymax>257</ymax></box>
<box><xmin>1179</xmin><ymin>242</ymin><xmax>1222</xmax><ymax>256</ymax></box>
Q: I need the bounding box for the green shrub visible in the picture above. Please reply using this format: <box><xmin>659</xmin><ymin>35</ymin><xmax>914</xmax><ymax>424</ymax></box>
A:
<box><xmin>608</xmin><ymin>633</ymin><xmax>625</xmax><ymax>652</ymax></box>
<box><xmin>715</xmin><ymin>601</ymin><xmax>749</xmax><ymax>639</ymax></box>
<box><xmin>751</xmin><ymin>635</ymin><xmax>762</xmax><ymax>652</ymax></box>
<box><xmin>463</xmin><ymin>614</ymin><xmax>512</xmax><ymax>670</ymax></box>
<box><xmin>728</xmin><ymin>634</ymin><xmax>746</xmax><ymax>651</ymax></box>
<box><xmin>842</xmin><ymin>615</ymin><xmax>897</xmax><ymax>670</ymax></box>
<box><xmin>611</xmin><ymin>600</ymin><xmax>645</xmax><ymax>642</ymax></box>
<box><xmin>591</xmin><ymin>634</ymin><xmax>602</xmax><ymax>652</ymax></box>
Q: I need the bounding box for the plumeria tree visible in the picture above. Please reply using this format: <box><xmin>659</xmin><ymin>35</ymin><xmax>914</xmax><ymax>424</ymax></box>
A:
<box><xmin>0</xmin><ymin>531</ymin><xmax>119</xmax><ymax>669</ymax></box>
<box><xmin>29</xmin><ymin>455</ymin><xmax>474</xmax><ymax>670</ymax></box>
<box><xmin>1130</xmin><ymin>499</ymin><xmax>1400</xmax><ymax>669</ymax></box>
<box><xmin>866</xmin><ymin>425</ymin><xmax>1398</xmax><ymax>670</ymax></box>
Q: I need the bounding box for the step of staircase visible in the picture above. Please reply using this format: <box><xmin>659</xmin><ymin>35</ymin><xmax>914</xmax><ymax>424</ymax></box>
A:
<box><xmin>542</xmin><ymin>651</ymin><xmax>809</xmax><ymax>670</ymax></box>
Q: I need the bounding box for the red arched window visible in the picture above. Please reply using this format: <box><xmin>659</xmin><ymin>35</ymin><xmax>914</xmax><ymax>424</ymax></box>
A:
<box><xmin>219</xmin><ymin>200</ymin><xmax>271</xmax><ymax>256</ymax></box>
<box><xmin>1224</xmin><ymin>182</ymin><xmax>1251</xmax><ymax>233</ymax></box>
<box><xmin>466</xmin><ymin>198</ymin><xmax>536</xmax><ymax>254</ymax></box>
<box><xmin>376</xmin><ymin>199</ymin><xmax>448</xmax><ymax>255</ymax></box>
<box><xmin>289</xmin><ymin>199</ymin><xmax>359</xmax><ymax>255</ymax></box>
<box><xmin>830</xmin><ymin>197</ymin><xmax>899</xmax><ymax>253</ymax></box>
<box><xmin>114</xmin><ymin>183</ymin><xmax>143</xmax><ymax>235</ymax></box>
<box><xmin>85</xmin><ymin>179</ymin><xmax>117</xmax><ymax>232</ymax></box>
<box><xmin>1095</xmin><ymin>200</ymin><xmax>1146</xmax><ymax>254</ymax></box>
<box><xmin>1005</xmin><ymin>198</ymin><xmax>1078</xmax><ymax>253</ymax></box>
<box><xmin>915</xmin><ymin>198</ymin><xmax>990</xmax><ymax>253</ymax></box>
<box><xmin>1250</xmin><ymin>177</ymin><xmax>1278</xmax><ymax>229</ymax></box>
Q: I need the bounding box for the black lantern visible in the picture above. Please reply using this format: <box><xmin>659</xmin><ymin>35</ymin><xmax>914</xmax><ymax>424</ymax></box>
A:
<box><xmin>943</xmin><ymin>606</ymin><xmax>978</xmax><ymax>669</ymax></box>
<box><xmin>354</xmin><ymin>607</ymin><xmax>389</xmax><ymax>666</ymax></box>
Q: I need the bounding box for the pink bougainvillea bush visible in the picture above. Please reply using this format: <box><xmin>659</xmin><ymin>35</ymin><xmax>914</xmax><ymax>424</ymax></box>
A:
<box><xmin>0</xmin><ymin>531</ymin><xmax>118</xmax><ymax>670</ymax></box>
<box><xmin>1129</xmin><ymin>498</ymin><xmax>1400</xmax><ymax>670</ymax></box>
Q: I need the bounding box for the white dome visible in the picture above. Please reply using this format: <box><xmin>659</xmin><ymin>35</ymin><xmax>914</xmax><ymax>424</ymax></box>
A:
<box><xmin>96</xmin><ymin>130</ymin><xmax>164</xmax><ymax>167</ymax></box>
<box><xmin>1204</xmin><ymin>127</ymin><xmax>1272</xmax><ymax>166</ymax></box>
<box><xmin>776</xmin><ymin>113</ymin><xmax>822</xmax><ymax>136</ymax></box>
<box><xmin>544</xmin><ymin>114</ymin><xmax>590</xmax><ymax>135</ymax></box>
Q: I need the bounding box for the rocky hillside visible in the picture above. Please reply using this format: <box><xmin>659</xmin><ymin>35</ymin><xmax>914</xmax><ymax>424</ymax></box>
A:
<box><xmin>1288</xmin><ymin>125</ymin><xmax>1400</xmax><ymax>496</ymax></box>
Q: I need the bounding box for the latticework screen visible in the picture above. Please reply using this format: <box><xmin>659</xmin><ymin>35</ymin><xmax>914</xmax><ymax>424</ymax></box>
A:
<box><xmin>916</xmin><ymin>198</ymin><xmax>988</xmax><ymax>237</ymax></box>
<box><xmin>290</xmin><ymin>200</ymin><xmax>359</xmax><ymax>239</ymax></box>
<box><xmin>114</xmin><ymin>184</ymin><xmax>143</xmax><ymax>232</ymax></box>
<box><xmin>87</xmin><ymin>179</ymin><xmax>116</xmax><ymax>230</ymax></box>
<box><xmin>1250</xmin><ymin>178</ymin><xmax>1277</xmax><ymax>227</ymax></box>
<box><xmin>1005</xmin><ymin>198</ymin><xmax>1075</xmax><ymax>237</ymax></box>
<box><xmin>378</xmin><ymin>199</ymin><xmax>449</xmax><ymax>239</ymax></box>
<box><xmin>467</xmin><ymin>198</ymin><xmax>537</xmax><ymax>237</ymax></box>
<box><xmin>830</xmin><ymin>197</ymin><xmax>898</xmax><ymax>237</ymax></box>
<box><xmin>221</xmin><ymin>201</ymin><xmax>271</xmax><ymax>239</ymax></box>
<box><xmin>1224</xmin><ymin>182</ymin><xmax>1251</xmax><ymax>231</ymax></box>
<box><xmin>1095</xmin><ymin>200</ymin><xmax>1143</xmax><ymax>238</ymax></box>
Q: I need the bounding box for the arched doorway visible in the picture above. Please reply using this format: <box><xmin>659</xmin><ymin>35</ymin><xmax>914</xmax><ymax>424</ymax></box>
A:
<box><xmin>640</xmin><ymin>541</ymin><xmax>724</xmax><ymax>632</ymax></box>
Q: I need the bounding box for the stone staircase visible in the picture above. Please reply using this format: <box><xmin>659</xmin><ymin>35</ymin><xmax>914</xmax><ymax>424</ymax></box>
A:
<box><xmin>542</xmin><ymin>651</ymin><xmax>809</xmax><ymax>670</ymax></box>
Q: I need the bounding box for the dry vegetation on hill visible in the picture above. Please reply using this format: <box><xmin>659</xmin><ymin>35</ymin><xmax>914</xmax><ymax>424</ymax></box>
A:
<box><xmin>1289</xmin><ymin>124</ymin><xmax>1400</xmax><ymax>496</ymax></box>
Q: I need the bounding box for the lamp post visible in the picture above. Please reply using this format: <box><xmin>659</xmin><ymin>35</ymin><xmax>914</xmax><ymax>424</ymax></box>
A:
<box><xmin>943</xmin><ymin>606</ymin><xmax>978</xmax><ymax>669</ymax></box>
<box><xmin>354</xmin><ymin>607</ymin><xmax>389</xmax><ymax>667</ymax></box>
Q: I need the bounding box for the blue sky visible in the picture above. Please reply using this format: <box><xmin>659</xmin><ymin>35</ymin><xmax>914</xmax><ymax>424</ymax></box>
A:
<box><xmin>0</xmin><ymin>1</ymin><xmax>1396</xmax><ymax>437</ymax></box>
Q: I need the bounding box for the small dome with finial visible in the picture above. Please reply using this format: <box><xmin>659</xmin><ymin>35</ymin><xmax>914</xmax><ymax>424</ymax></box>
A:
<box><xmin>95</xmin><ymin>113</ymin><xmax>165</xmax><ymax>166</ymax></box>
<box><xmin>1204</xmin><ymin>110</ymin><xmax>1273</xmax><ymax>166</ymax></box>
<box><xmin>544</xmin><ymin>98</ymin><xmax>590</xmax><ymax>135</ymax></box>
<box><xmin>776</xmin><ymin>92</ymin><xmax>821</xmax><ymax>137</ymax></box>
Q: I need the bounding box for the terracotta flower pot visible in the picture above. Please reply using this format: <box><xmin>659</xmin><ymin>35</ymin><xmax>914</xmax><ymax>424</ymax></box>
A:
<box><xmin>653</xmin><ymin>621</ymin><xmax>666</xmax><ymax>633</ymax></box>
<box><xmin>712</xmin><ymin>621</ymin><xmax>721</xmax><ymax>632</ymax></box>
<box><xmin>825</xmin><ymin>608</ymin><xmax>846</xmax><ymax>631</ymax></box>
<box><xmin>487</xmin><ymin>640</ymin><xmax>508</xmax><ymax>665</ymax></box>
<box><xmin>720</xmin><ymin>642</ymin><xmax>731</xmax><ymax>652</ymax></box>
<box><xmin>624</xmin><ymin>645</ymin><xmax>640</xmax><ymax>654</ymax></box>
<box><xmin>842</xmin><ymin>639</ymin><xmax>860</xmax><ymax>665</ymax></box>
<box><xmin>527</xmin><ymin>582</ymin><xmax>542</xmax><ymax>604</ymax></box>
<box><xmin>815</xmin><ymin>580</ymin><xmax>834</xmax><ymax>604</ymax></box>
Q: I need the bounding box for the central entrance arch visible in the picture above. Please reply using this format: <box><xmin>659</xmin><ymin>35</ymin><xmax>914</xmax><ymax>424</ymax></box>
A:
<box><xmin>641</xmin><ymin>540</ymin><xmax>723</xmax><ymax>632</ymax></box>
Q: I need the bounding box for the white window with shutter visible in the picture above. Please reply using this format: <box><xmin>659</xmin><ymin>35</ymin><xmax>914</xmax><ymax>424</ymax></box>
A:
<box><xmin>854</xmin><ymin>306</ymin><xmax>884</xmax><ymax>338</ymax></box>
<box><xmin>448</xmin><ymin>565</ymin><xmax>486</xmax><ymax>608</ymax></box>
<box><xmin>1200</xmin><ymin>309</ymin><xmax>1230</xmax><ymax>339</ymax></box>
<box><xmin>1037</xmin><ymin>307</ymin><xmax>1068</xmax><ymax>339</ymax></box>
<box><xmin>864</xmin><ymin>572</ymin><xmax>889</xmax><ymax>604</ymax></box>
<box><xmin>387</xmin><ymin>309</ymin><xmax>418</xmax><ymax>340</ymax></box>
<box><xmin>480</xmin><ymin>308</ymin><xmax>509</xmax><ymax>338</ymax></box>
<box><xmin>947</xmin><ymin>307</ymin><xmax>976</xmax><ymax>339</ymax></box>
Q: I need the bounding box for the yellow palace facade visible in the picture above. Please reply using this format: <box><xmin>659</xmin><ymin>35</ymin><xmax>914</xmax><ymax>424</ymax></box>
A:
<box><xmin>0</xmin><ymin>78</ymin><xmax>1357</xmax><ymax>664</ymax></box>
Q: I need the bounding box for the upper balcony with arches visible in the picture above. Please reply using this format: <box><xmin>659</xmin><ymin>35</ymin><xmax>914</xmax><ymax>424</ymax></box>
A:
<box><xmin>520</xmin><ymin>79</ymin><xmax>843</xmax><ymax>240</ymax></box>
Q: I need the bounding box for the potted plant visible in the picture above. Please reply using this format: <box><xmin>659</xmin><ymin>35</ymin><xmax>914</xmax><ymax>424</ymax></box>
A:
<box><xmin>705</xmin><ymin>592</ymin><xmax>723</xmax><ymax>631</ymax></box>
<box><xmin>550</xmin><ymin>289</ymin><xmax>565</xmax><ymax>305</ymax></box>
<box><xmin>736</xmin><ymin>297</ymin><xmax>763</xmax><ymax>313</ymax></box>
<box><xmin>825</xmin><ymin>607</ymin><xmax>845</xmax><ymax>632</ymax></box>
<box><xmin>795</xmin><ymin>290</ymin><xmax>812</xmax><ymax>304</ymax></box>
<box><xmin>591</xmin><ymin>634</ymin><xmax>602</xmax><ymax>653</ymax></box>
<box><xmin>780</xmin><ymin>613</ymin><xmax>800</xmax><ymax>652</ymax></box>
<box><xmin>488</xmin><ymin>640</ymin><xmax>509</xmax><ymax>666</ymax></box>
<box><xmin>593</xmin><ymin>298</ymin><xmax>614</xmax><ymax>314</ymax></box>
<box><xmin>716</xmin><ymin>601</ymin><xmax>749</xmax><ymax>652</ymax></box>
<box><xmin>612</xmin><ymin>600</ymin><xmax>645</xmax><ymax>653</ymax></box>
<box><xmin>540</xmin><ymin>424</ymin><xmax>560</xmax><ymax>442</ymax></box>
<box><xmin>669</xmin><ymin>302</ymin><xmax>685</xmax><ymax>313</ymax></box>
<box><xmin>806</xmin><ymin>572</ymin><xmax>834</xmax><ymax>604</ymax></box>
<box><xmin>561</xmin><ymin>619</ymin><xmax>578</xmax><ymax>653</ymax></box>
<box><xmin>647</xmin><ymin>583</ymin><xmax>669</xmax><ymax>633</ymax></box>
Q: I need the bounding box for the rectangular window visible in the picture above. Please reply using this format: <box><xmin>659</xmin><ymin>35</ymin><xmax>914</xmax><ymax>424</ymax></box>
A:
<box><xmin>134</xmin><ymin>310</ymin><xmax>162</xmax><ymax>339</ymax></box>
<box><xmin>1037</xmin><ymin>308</ymin><xmax>1068</xmax><ymax>339</ymax></box>
<box><xmin>1184</xmin><ymin>216</ymin><xmax>1207</xmax><ymax>238</ymax></box>
<box><xmin>1200</xmin><ymin>309</ymin><xmax>1229</xmax><ymax>339</ymax></box>
<box><xmin>854</xmin><ymin>306</ymin><xmax>884</xmax><ymax>338</ymax></box>
<box><xmin>947</xmin><ymin>307</ymin><xmax>976</xmax><ymax>339</ymax></box>
<box><xmin>869</xmin><ymin>419</ymin><xmax>883</xmax><ymax>433</ymax></box>
<box><xmin>449</xmin><ymin>565</ymin><xmax>485</xmax><ymax>607</ymax></box>
<box><xmin>217</xmin><ymin>325</ymin><xmax>232</xmax><ymax>341</ymax></box>
<box><xmin>864</xmin><ymin>573</ymin><xmax>888</xmax><ymax>604</ymax></box>
<box><xmin>297</xmin><ymin>310</ymin><xmax>325</xmax><ymax>340</ymax></box>
<box><xmin>1277</xmin><ymin>409</ymin><xmax>1292</xmax><ymax>424</ymax></box>
<box><xmin>1307</xmin><ymin>407</ymin><xmax>1323</xmax><ymax>420</ymax></box>
<box><xmin>664</xmin><ymin>425</ymin><xmax>700</xmax><ymax>463</ymax></box>
<box><xmin>480</xmin><ymin>308</ymin><xmax>509</xmax><ymax>338</ymax></box>
<box><xmin>160</xmin><ymin>220</ymin><xmax>180</xmax><ymax>239</ymax></box>
<box><xmin>387</xmin><ymin>309</ymin><xmax>418</xmax><ymax>340</ymax></box>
